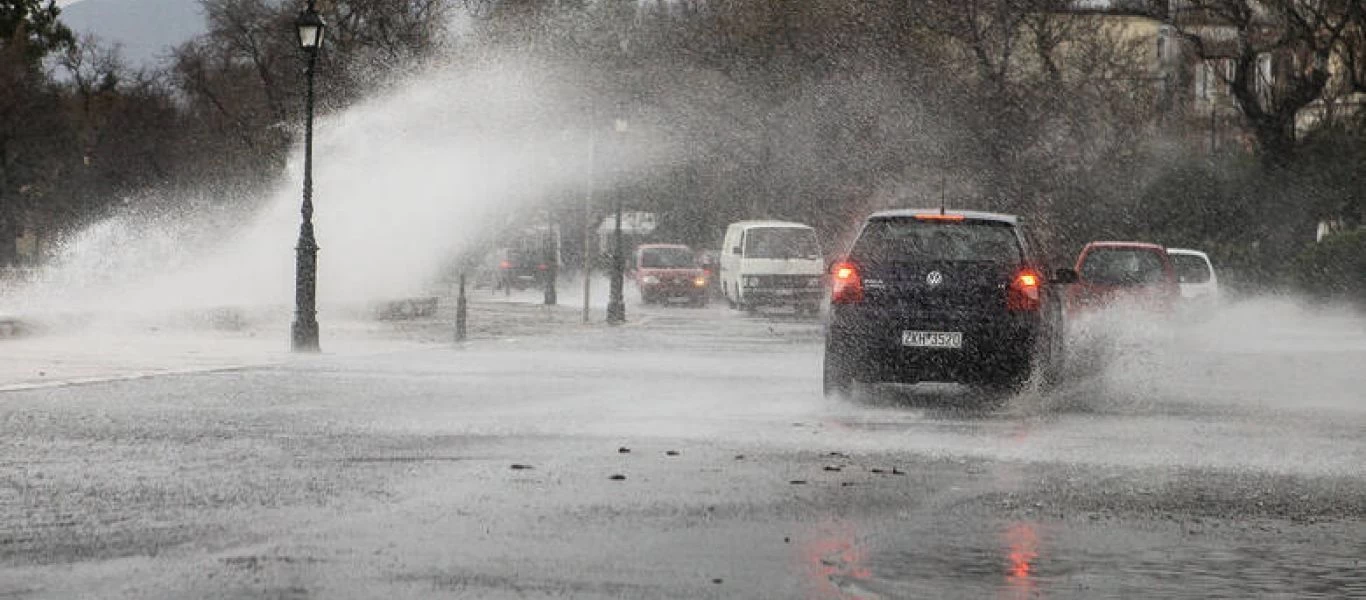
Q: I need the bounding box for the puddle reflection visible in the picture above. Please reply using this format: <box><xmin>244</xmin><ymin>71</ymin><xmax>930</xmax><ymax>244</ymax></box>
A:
<box><xmin>800</xmin><ymin>518</ymin><xmax>873</xmax><ymax>598</ymax></box>
<box><xmin>1001</xmin><ymin>521</ymin><xmax>1041</xmax><ymax>599</ymax></box>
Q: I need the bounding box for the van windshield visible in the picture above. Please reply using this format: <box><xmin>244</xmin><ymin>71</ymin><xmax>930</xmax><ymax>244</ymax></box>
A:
<box><xmin>744</xmin><ymin>228</ymin><xmax>820</xmax><ymax>260</ymax></box>
<box><xmin>851</xmin><ymin>218</ymin><xmax>1022</xmax><ymax>264</ymax></box>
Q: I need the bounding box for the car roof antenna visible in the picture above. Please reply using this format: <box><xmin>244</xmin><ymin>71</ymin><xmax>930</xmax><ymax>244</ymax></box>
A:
<box><xmin>939</xmin><ymin>173</ymin><xmax>946</xmax><ymax>215</ymax></box>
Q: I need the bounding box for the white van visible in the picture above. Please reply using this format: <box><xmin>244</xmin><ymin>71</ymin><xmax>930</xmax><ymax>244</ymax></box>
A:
<box><xmin>1166</xmin><ymin>248</ymin><xmax>1220</xmax><ymax>307</ymax></box>
<box><xmin>720</xmin><ymin>221</ymin><xmax>825</xmax><ymax>313</ymax></box>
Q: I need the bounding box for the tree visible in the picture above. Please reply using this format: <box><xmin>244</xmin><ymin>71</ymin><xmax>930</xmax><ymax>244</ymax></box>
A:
<box><xmin>0</xmin><ymin>0</ymin><xmax>74</xmax><ymax>64</ymax></box>
<box><xmin>1172</xmin><ymin>0</ymin><xmax>1354</xmax><ymax>167</ymax></box>
<box><xmin>1340</xmin><ymin>1</ymin><xmax>1366</xmax><ymax>116</ymax></box>
<box><xmin>163</xmin><ymin>0</ymin><xmax>456</xmax><ymax>192</ymax></box>
<box><xmin>1</xmin><ymin>1</ymin><xmax>76</xmax><ymax>265</ymax></box>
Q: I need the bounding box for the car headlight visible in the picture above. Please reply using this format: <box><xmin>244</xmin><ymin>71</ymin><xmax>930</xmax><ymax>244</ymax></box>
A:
<box><xmin>642</xmin><ymin>275</ymin><xmax>659</xmax><ymax>285</ymax></box>
<box><xmin>693</xmin><ymin>277</ymin><xmax>707</xmax><ymax>287</ymax></box>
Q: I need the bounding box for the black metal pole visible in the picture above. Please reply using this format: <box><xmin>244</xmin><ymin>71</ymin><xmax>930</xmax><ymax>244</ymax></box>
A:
<box><xmin>606</xmin><ymin>193</ymin><xmax>625</xmax><ymax>324</ymax></box>
<box><xmin>544</xmin><ymin>211</ymin><xmax>557</xmax><ymax>305</ymax></box>
<box><xmin>582</xmin><ymin>132</ymin><xmax>595</xmax><ymax>324</ymax></box>
<box><xmin>455</xmin><ymin>272</ymin><xmax>468</xmax><ymax>342</ymax></box>
<box><xmin>291</xmin><ymin>37</ymin><xmax>320</xmax><ymax>353</ymax></box>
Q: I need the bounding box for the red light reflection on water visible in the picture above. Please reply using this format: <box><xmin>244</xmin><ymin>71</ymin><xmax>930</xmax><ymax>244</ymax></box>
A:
<box><xmin>800</xmin><ymin>519</ymin><xmax>873</xmax><ymax>599</ymax></box>
<box><xmin>1001</xmin><ymin>521</ymin><xmax>1040</xmax><ymax>599</ymax></box>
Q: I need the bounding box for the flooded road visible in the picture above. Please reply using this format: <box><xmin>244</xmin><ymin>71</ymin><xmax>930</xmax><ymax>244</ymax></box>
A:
<box><xmin>2</xmin><ymin>295</ymin><xmax>1364</xmax><ymax>598</ymax></box>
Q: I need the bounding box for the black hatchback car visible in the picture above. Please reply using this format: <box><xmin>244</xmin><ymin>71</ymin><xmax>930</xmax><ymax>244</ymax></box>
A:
<box><xmin>823</xmin><ymin>210</ymin><xmax>1077</xmax><ymax>397</ymax></box>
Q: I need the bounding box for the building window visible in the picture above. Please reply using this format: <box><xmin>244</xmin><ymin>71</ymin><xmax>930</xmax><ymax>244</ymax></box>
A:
<box><xmin>1256</xmin><ymin>52</ymin><xmax>1274</xmax><ymax>106</ymax></box>
<box><xmin>1195</xmin><ymin>60</ymin><xmax>1212</xmax><ymax>101</ymax></box>
<box><xmin>1196</xmin><ymin>58</ymin><xmax>1238</xmax><ymax>108</ymax></box>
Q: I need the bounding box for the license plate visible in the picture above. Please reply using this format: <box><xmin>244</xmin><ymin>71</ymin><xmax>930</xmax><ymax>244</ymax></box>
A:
<box><xmin>901</xmin><ymin>331</ymin><xmax>963</xmax><ymax>349</ymax></box>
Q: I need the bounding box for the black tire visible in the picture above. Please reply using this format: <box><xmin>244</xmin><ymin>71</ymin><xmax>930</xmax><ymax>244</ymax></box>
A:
<box><xmin>823</xmin><ymin>344</ymin><xmax>855</xmax><ymax>400</ymax></box>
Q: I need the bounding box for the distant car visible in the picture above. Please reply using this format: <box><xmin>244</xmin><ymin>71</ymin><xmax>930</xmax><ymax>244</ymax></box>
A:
<box><xmin>823</xmin><ymin>209</ymin><xmax>1076</xmax><ymax>397</ymax></box>
<box><xmin>1166</xmin><ymin>248</ymin><xmax>1219</xmax><ymax>308</ymax></box>
<box><xmin>1068</xmin><ymin>242</ymin><xmax>1180</xmax><ymax>315</ymax></box>
<box><xmin>634</xmin><ymin>244</ymin><xmax>708</xmax><ymax>306</ymax></box>
<box><xmin>486</xmin><ymin>247</ymin><xmax>546</xmax><ymax>292</ymax></box>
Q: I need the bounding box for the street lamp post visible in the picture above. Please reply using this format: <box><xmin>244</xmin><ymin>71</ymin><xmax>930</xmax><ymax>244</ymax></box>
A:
<box><xmin>291</xmin><ymin>1</ymin><xmax>325</xmax><ymax>353</ymax></box>
<box><xmin>606</xmin><ymin>195</ymin><xmax>625</xmax><ymax>324</ymax></box>
<box><xmin>605</xmin><ymin>118</ymin><xmax>628</xmax><ymax>325</ymax></box>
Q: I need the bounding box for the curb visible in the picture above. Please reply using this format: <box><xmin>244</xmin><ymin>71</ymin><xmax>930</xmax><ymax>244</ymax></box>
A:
<box><xmin>0</xmin><ymin>365</ymin><xmax>255</xmax><ymax>394</ymax></box>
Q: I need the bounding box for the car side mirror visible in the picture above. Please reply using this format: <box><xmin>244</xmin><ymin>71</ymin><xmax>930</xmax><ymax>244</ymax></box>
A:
<box><xmin>1051</xmin><ymin>268</ymin><xmax>1079</xmax><ymax>285</ymax></box>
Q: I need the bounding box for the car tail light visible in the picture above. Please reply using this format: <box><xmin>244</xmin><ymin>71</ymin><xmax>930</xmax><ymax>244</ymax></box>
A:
<box><xmin>537</xmin><ymin>263</ymin><xmax>548</xmax><ymax>271</ymax></box>
<box><xmin>1007</xmin><ymin>269</ymin><xmax>1042</xmax><ymax>312</ymax></box>
<box><xmin>831</xmin><ymin>262</ymin><xmax>863</xmax><ymax>304</ymax></box>
<box><xmin>499</xmin><ymin>260</ymin><xmax>511</xmax><ymax>269</ymax></box>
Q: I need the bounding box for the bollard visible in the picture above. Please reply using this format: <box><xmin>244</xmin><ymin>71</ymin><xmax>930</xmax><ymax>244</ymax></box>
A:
<box><xmin>456</xmin><ymin>273</ymin><xmax>468</xmax><ymax>342</ymax></box>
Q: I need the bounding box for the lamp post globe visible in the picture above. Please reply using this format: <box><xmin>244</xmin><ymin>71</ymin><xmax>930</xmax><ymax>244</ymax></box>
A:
<box><xmin>291</xmin><ymin>1</ymin><xmax>325</xmax><ymax>353</ymax></box>
<box><xmin>296</xmin><ymin>7</ymin><xmax>324</xmax><ymax>50</ymax></box>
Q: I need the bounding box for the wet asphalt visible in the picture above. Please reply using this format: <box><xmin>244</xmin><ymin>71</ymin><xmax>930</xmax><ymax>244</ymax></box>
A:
<box><xmin>2</xmin><ymin>298</ymin><xmax>1365</xmax><ymax>598</ymax></box>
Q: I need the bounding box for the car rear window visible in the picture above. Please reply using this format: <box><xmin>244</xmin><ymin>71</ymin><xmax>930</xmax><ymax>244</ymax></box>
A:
<box><xmin>1171</xmin><ymin>254</ymin><xmax>1212</xmax><ymax>284</ymax></box>
<box><xmin>744</xmin><ymin>228</ymin><xmax>821</xmax><ymax>260</ymax></box>
<box><xmin>1080</xmin><ymin>248</ymin><xmax>1167</xmax><ymax>286</ymax></box>
<box><xmin>850</xmin><ymin>218</ymin><xmax>1022</xmax><ymax>264</ymax></box>
<box><xmin>639</xmin><ymin>247</ymin><xmax>696</xmax><ymax>268</ymax></box>
<box><xmin>506</xmin><ymin>249</ymin><xmax>535</xmax><ymax>266</ymax></box>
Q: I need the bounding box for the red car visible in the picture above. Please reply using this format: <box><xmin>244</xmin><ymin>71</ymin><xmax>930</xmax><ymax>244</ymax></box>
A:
<box><xmin>1068</xmin><ymin>241</ymin><xmax>1180</xmax><ymax>315</ymax></box>
<box><xmin>634</xmin><ymin>244</ymin><xmax>709</xmax><ymax>306</ymax></box>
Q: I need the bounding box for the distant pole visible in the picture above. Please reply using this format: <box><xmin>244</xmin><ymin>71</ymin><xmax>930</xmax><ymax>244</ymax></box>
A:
<box><xmin>606</xmin><ymin>195</ymin><xmax>626</xmax><ymax>324</ymax></box>
<box><xmin>543</xmin><ymin>210</ymin><xmax>558</xmax><ymax>305</ymax></box>
<box><xmin>455</xmin><ymin>272</ymin><xmax>468</xmax><ymax>342</ymax></box>
<box><xmin>582</xmin><ymin>132</ymin><xmax>595</xmax><ymax>324</ymax></box>
<box><xmin>606</xmin><ymin>118</ymin><xmax>628</xmax><ymax>325</ymax></box>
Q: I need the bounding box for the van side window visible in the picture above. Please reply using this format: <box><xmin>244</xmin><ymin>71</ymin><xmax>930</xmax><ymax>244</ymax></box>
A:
<box><xmin>1172</xmin><ymin>254</ymin><xmax>1212</xmax><ymax>284</ymax></box>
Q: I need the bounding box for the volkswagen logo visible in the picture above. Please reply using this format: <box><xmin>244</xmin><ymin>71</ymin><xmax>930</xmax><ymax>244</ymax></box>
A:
<box><xmin>926</xmin><ymin>271</ymin><xmax>944</xmax><ymax>287</ymax></box>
